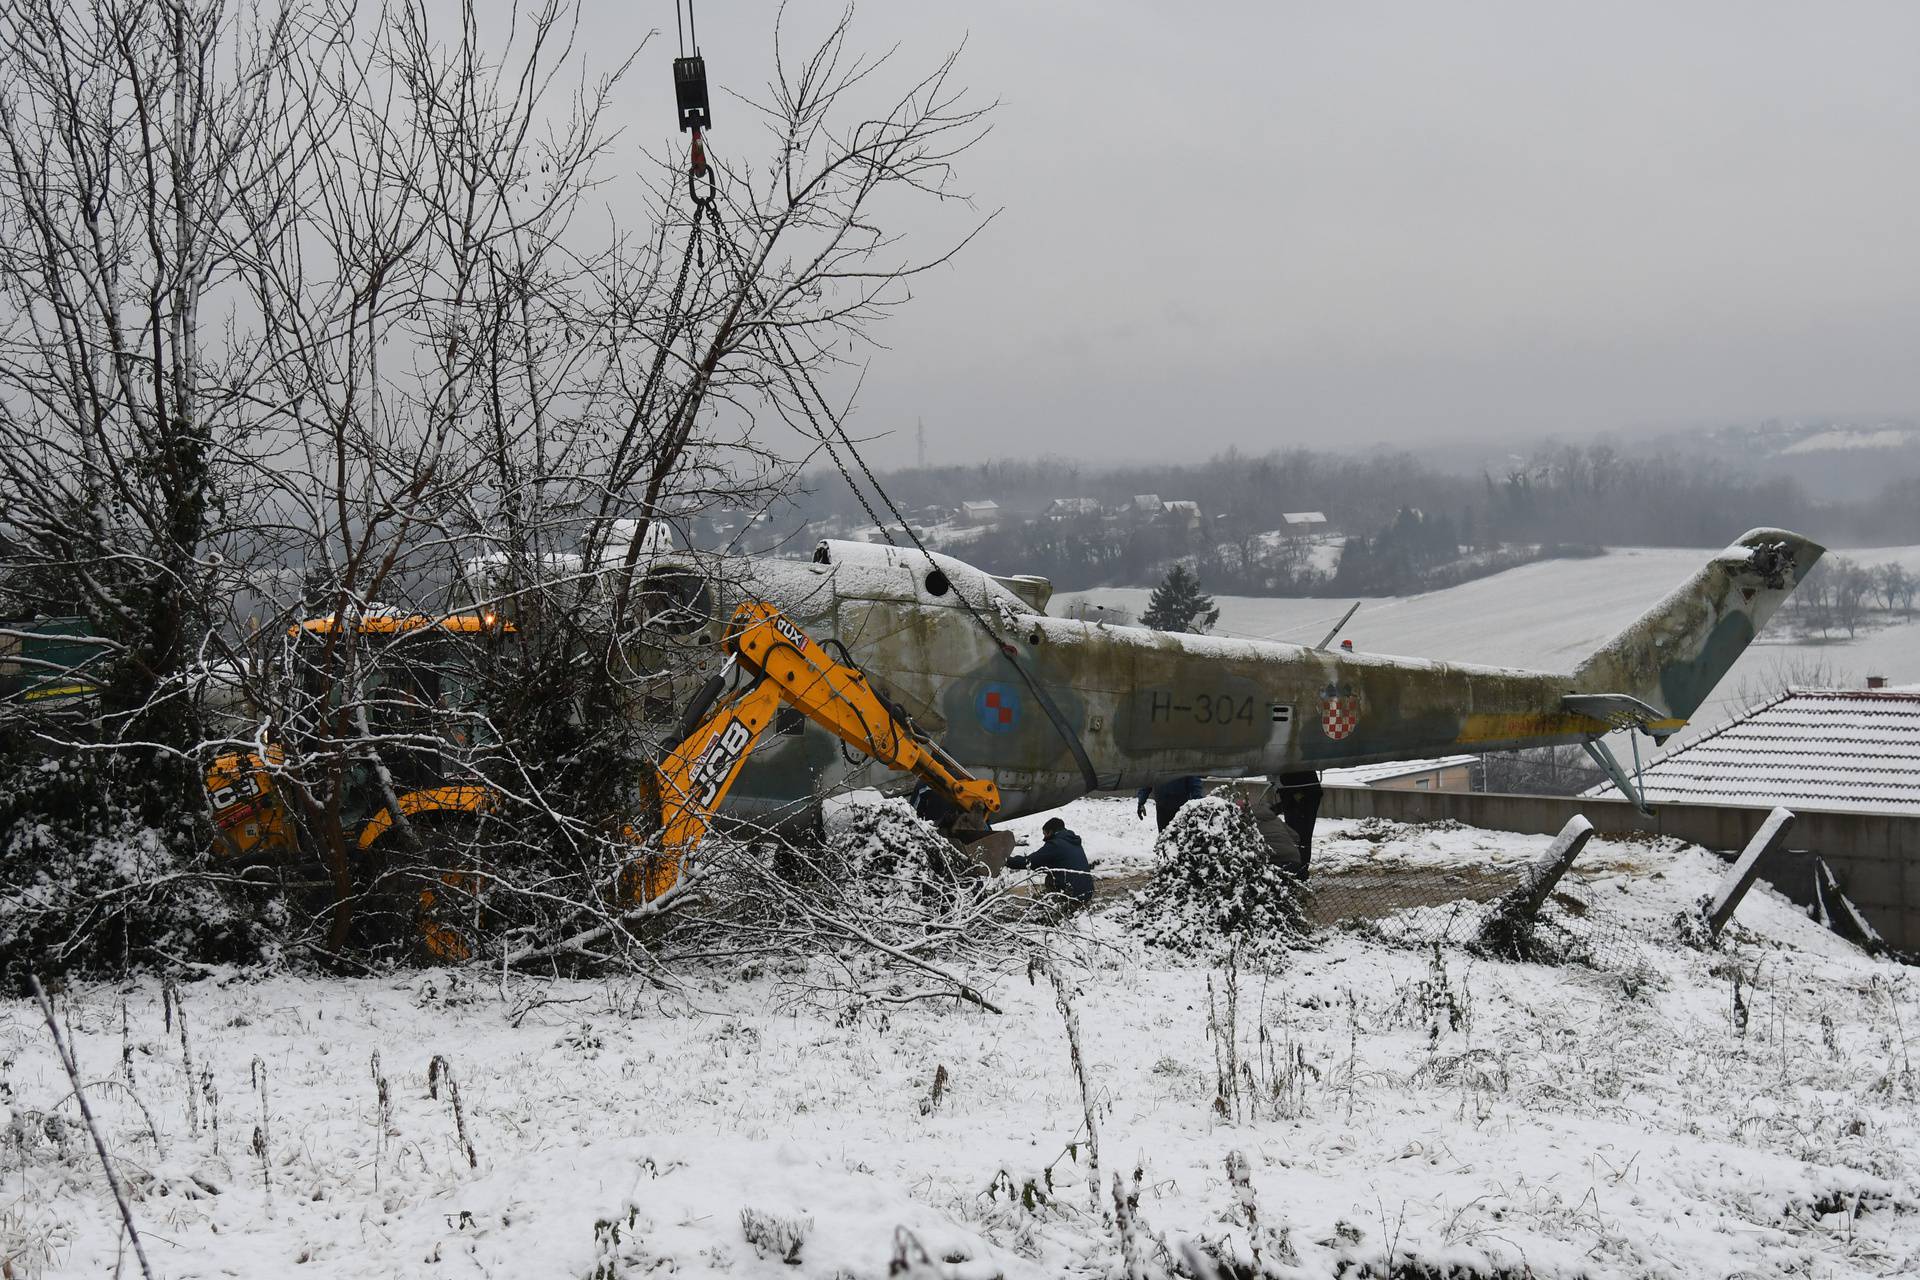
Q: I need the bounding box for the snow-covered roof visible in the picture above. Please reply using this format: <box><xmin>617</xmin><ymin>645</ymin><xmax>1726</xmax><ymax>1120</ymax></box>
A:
<box><xmin>1283</xmin><ymin>511</ymin><xmax>1328</xmax><ymax>525</ymax></box>
<box><xmin>1591</xmin><ymin>688</ymin><xmax>1920</xmax><ymax>814</ymax></box>
<box><xmin>1162</xmin><ymin>500</ymin><xmax>1201</xmax><ymax>514</ymax></box>
<box><xmin>1323</xmin><ymin>753</ymin><xmax>1477</xmax><ymax>786</ymax></box>
<box><xmin>960</xmin><ymin>500</ymin><xmax>999</xmax><ymax>513</ymax></box>
<box><xmin>1132</xmin><ymin>494</ymin><xmax>1161</xmax><ymax>510</ymax></box>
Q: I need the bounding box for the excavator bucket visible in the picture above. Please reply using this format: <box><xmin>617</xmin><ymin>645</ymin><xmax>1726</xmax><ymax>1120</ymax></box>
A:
<box><xmin>951</xmin><ymin>829</ymin><xmax>1015</xmax><ymax>877</ymax></box>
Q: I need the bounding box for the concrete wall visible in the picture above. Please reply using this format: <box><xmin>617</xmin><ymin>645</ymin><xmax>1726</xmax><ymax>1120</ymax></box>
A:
<box><xmin>1323</xmin><ymin>786</ymin><xmax>1920</xmax><ymax>952</ymax></box>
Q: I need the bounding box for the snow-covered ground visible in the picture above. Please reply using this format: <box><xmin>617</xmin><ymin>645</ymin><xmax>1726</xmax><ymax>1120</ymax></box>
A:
<box><xmin>6</xmin><ymin>799</ymin><xmax>1915</xmax><ymax>1278</ymax></box>
<box><xmin>1056</xmin><ymin>544</ymin><xmax>1920</xmax><ymax>748</ymax></box>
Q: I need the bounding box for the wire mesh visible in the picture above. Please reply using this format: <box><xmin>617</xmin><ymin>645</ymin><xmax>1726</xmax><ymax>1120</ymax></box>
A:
<box><xmin>1282</xmin><ymin>816</ymin><xmax>1669</xmax><ymax>974</ymax></box>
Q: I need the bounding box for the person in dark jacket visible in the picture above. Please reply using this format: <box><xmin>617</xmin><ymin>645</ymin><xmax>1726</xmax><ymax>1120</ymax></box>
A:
<box><xmin>1272</xmin><ymin>771</ymin><xmax>1323</xmax><ymax>878</ymax></box>
<box><xmin>1006</xmin><ymin>817</ymin><xmax>1094</xmax><ymax>909</ymax></box>
<box><xmin>1136</xmin><ymin>775</ymin><xmax>1206</xmax><ymax>831</ymax></box>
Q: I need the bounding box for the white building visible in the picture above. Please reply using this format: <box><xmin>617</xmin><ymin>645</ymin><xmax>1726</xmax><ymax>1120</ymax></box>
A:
<box><xmin>959</xmin><ymin>500</ymin><xmax>1002</xmax><ymax>526</ymax></box>
<box><xmin>1324</xmin><ymin>754</ymin><xmax>1477</xmax><ymax>792</ymax></box>
<box><xmin>1588</xmin><ymin>686</ymin><xmax>1920</xmax><ymax>814</ymax></box>
<box><xmin>1046</xmin><ymin>497</ymin><xmax>1102</xmax><ymax>518</ymax></box>
<box><xmin>1161</xmin><ymin>500</ymin><xmax>1203</xmax><ymax>529</ymax></box>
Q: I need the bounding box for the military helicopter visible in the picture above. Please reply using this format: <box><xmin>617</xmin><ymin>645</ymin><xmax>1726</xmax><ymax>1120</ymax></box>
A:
<box><xmin>633</xmin><ymin>527</ymin><xmax>1823</xmax><ymax>839</ymax></box>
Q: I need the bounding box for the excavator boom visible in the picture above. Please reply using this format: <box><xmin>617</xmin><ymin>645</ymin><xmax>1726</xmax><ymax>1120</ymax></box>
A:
<box><xmin>641</xmin><ymin>601</ymin><xmax>1000</xmax><ymax>900</ymax></box>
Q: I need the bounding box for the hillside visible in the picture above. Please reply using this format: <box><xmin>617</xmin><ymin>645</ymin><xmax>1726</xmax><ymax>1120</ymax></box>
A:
<box><xmin>6</xmin><ymin>804</ymin><xmax>1912</xmax><ymax>1278</ymax></box>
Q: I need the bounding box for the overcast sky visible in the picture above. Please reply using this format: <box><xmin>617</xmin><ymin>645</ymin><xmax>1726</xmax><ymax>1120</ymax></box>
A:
<box><xmin>588</xmin><ymin>1</ymin><xmax>1920</xmax><ymax>466</ymax></box>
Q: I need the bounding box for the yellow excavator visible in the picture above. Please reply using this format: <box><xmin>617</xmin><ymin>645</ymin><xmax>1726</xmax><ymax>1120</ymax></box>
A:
<box><xmin>640</xmin><ymin>599</ymin><xmax>1002</xmax><ymax>901</ymax></box>
<box><xmin>205</xmin><ymin>600</ymin><xmax>1001</xmax><ymax>957</ymax></box>
<box><xmin>204</xmin><ymin>612</ymin><xmax>510</xmax><ymax>866</ymax></box>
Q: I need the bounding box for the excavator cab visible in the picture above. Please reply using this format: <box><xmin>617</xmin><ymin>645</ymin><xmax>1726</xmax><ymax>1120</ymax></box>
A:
<box><xmin>289</xmin><ymin>612</ymin><xmax>506</xmax><ymax>788</ymax></box>
<box><xmin>207</xmin><ymin>611</ymin><xmax>512</xmax><ymax>866</ymax></box>
<box><xmin>203</xmin><ymin>610</ymin><xmax>516</xmax><ymax>961</ymax></box>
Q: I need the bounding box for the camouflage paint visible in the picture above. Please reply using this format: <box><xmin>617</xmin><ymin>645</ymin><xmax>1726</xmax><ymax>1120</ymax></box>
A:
<box><xmin>637</xmin><ymin>529</ymin><xmax>1823</xmax><ymax>823</ymax></box>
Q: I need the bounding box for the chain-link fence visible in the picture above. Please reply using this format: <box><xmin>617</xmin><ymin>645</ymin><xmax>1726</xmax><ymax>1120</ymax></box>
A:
<box><xmin>1189</xmin><ymin>780</ymin><xmax>1682</xmax><ymax>973</ymax></box>
<box><xmin>1298</xmin><ymin>818</ymin><xmax>1683</xmax><ymax>974</ymax></box>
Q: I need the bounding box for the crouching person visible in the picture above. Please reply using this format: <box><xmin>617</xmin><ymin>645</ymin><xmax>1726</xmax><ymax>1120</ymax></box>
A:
<box><xmin>1006</xmin><ymin>816</ymin><xmax>1094</xmax><ymax>916</ymax></box>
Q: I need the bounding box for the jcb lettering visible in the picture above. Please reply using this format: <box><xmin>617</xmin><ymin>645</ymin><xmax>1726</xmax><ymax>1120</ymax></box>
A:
<box><xmin>209</xmin><ymin>775</ymin><xmax>262</xmax><ymax>810</ymax></box>
<box><xmin>689</xmin><ymin>720</ymin><xmax>755</xmax><ymax>808</ymax></box>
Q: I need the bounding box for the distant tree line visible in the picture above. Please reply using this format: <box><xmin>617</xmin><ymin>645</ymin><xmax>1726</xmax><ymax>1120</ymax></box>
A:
<box><xmin>787</xmin><ymin>442</ymin><xmax>1920</xmax><ymax>592</ymax></box>
<box><xmin>1779</xmin><ymin>557</ymin><xmax>1917</xmax><ymax>641</ymax></box>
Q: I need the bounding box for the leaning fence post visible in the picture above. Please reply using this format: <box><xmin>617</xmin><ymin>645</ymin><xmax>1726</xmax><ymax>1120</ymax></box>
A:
<box><xmin>1700</xmin><ymin>807</ymin><xmax>1794</xmax><ymax>940</ymax></box>
<box><xmin>1814</xmin><ymin>857</ymin><xmax>1886</xmax><ymax>956</ymax></box>
<box><xmin>1473</xmin><ymin>815</ymin><xmax>1595</xmax><ymax>957</ymax></box>
<box><xmin>1506</xmin><ymin>815</ymin><xmax>1595</xmax><ymax>922</ymax></box>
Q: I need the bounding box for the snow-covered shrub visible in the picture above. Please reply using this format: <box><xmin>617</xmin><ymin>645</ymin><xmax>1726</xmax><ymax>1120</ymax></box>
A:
<box><xmin>1673</xmin><ymin>896</ymin><xmax>1717</xmax><ymax>950</ymax></box>
<box><xmin>654</xmin><ymin>798</ymin><xmax>1045</xmax><ymax>1012</ymax></box>
<box><xmin>819</xmin><ymin>797</ymin><xmax>965</xmax><ymax>913</ymax></box>
<box><xmin>0</xmin><ymin>750</ymin><xmax>274</xmax><ymax>983</ymax></box>
<box><xmin>1126</xmin><ymin>798</ymin><xmax>1304</xmax><ymax>962</ymax></box>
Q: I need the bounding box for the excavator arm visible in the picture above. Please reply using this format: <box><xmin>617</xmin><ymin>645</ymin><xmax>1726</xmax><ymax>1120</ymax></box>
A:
<box><xmin>638</xmin><ymin>601</ymin><xmax>1000</xmax><ymax>900</ymax></box>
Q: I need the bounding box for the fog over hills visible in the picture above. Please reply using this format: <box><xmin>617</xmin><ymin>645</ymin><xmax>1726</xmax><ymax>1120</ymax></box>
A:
<box><xmin>1349</xmin><ymin>418</ymin><xmax>1920</xmax><ymax>505</ymax></box>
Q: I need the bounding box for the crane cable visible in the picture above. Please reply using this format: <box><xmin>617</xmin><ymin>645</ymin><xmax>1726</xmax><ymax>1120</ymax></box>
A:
<box><xmin>671</xmin><ymin>0</ymin><xmax>715</xmax><ymax>216</ymax></box>
<box><xmin>655</xmin><ymin>16</ymin><xmax>1099</xmax><ymax>793</ymax></box>
<box><xmin>761</xmin><ymin>326</ymin><xmax>1103</xmax><ymax>794</ymax></box>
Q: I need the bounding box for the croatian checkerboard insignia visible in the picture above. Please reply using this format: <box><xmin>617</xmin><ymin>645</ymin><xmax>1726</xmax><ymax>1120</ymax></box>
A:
<box><xmin>1318</xmin><ymin>682</ymin><xmax>1362</xmax><ymax>741</ymax></box>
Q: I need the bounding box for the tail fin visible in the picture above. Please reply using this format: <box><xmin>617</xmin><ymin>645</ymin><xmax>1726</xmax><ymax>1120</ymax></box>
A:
<box><xmin>1571</xmin><ymin>529</ymin><xmax>1824</xmax><ymax>727</ymax></box>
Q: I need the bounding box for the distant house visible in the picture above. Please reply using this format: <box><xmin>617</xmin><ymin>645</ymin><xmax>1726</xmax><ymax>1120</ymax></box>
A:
<box><xmin>1161</xmin><ymin>500</ymin><xmax>1203</xmax><ymax>530</ymax></box>
<box><xmin>1131</xmin><ymin>494</ymin><xmax>1162</xmax><ymax>514</ymax></box>
<box><xmin>1046</xmin><ymin>497</ymin><xmax>1102</xmax><ymax>518</ymax></box>
<box><xmin>1283</xmin><ymin>511</ymin><xmax>1328</xmax><ymax>532</ymax></box>
<box><xmin>1588</xmin><ymin>686</ymin><xmax>1920</xmax><ymax>814</ymax></box>
<box><xmin>959</xmin><ymin>500</ymin><xmax>1001</xmax><ymax>526</ymax></box>
<box><xmin>1325</xmin><ymin>755</ymin><xmax>1476</xmax><ymax>793</ymax></box>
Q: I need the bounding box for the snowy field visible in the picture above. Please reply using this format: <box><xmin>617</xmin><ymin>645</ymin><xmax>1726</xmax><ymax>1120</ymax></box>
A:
<box><xmin>1055</xmin><ymin>544</ymin><xmax>1920</xmax><ymax>748</ymax></box>
<box><xmin>6</xmin><ymin>798</ymin><xmax>1916</xmax><ymax>1278</ymax></box>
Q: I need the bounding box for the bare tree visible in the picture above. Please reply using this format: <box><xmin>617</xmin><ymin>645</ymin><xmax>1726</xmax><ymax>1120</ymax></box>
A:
<box><xmin>1730</xmin><ymin>653</ymin><xmax>1853</xmax><ymax>715</ymax></box>
<box><xmin>2</xmin><ymin>0</ymin><xmax>1000</xmax><ymax>974</ymax></box>
<box><xmin>1784</xmin><ymin>559</ymin><xmax>1836</xmax><ymax>639</ymax></box>
<box><xmin>1830</xmin><ymin>556</ymin><xmax>1871</xmax><ymax>640</ymax></box>
<box><xmin>1479</xmin><ymin>744</ymin><xmax>1605</xmax><ymax>797</ymax></box>
<box><xmin>1873</xmin><ymin>562</ymin><xmax>1912</xmax><ymax>617</ymax></box>
<box><xmin>0</xmin><ymin>0</ymin><xmax>319</xmax><ymax>775</ymax></box>
<box><xmin>274</xmin><ymin>2</ymin><xmax>996</xmax><ymax>960</ymax></box>
<box><xmin>0</xmin><ymin>0</ymin><xmax>338</xmax><ymax>974</ymax></box>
